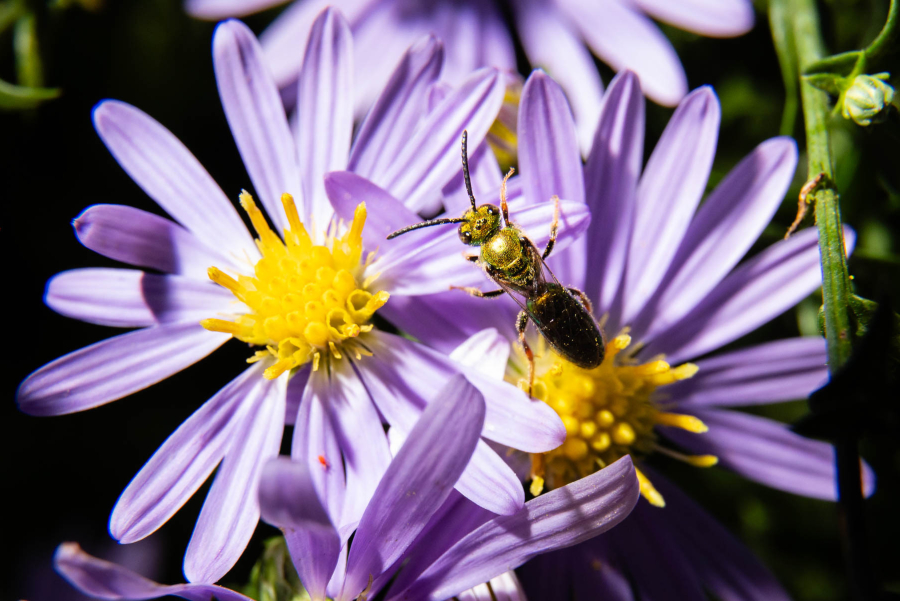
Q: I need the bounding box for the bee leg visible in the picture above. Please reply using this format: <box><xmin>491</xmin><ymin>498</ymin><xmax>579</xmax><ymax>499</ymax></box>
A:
<box><xmin>542</xmin><ymin>195</ymin><xmax>560</xmax><ymax>260</ymax></box>
<box><xmin>567</xmin><ymin>286</ymin><xmax>593</xmax><ymax>314</ymax></box>
<box><xmin>500</xmin><ymin>167</ymin><xmax>515</xmax><ymax>226</ymax></box>
<box><xmin>450</xmin><ymin>285</ymin><xmax>505</xmax><ymax>298</ymax></box>
<box><xmin>464</xmin><ymin>254</ymin><xmax>479</xmax><ymax>262</ymax></box>
<box><xmin>516</xmin><ymin>310</ymin><xmax>535</xmax><ymax>398</ymax></box>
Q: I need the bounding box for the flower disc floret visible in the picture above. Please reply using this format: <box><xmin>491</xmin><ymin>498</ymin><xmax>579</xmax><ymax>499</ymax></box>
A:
<box><xmin>525</xmin><ymin>333</ymin><xmax>714</xmax><ymax>506</ymax></box>
<box><xmin>202</xmin><ymin>192</ymin><xmax>388</xmax><ymax>379</ymax></box>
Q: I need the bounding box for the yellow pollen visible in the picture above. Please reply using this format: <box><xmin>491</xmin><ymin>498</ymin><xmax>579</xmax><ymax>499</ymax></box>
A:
<box><xmin>520</xmin><ymin>333</ymin><xmax>700</xmax><ymax>506</ymax></box>
<box><xmin>202</xmin><ymin>193</ymin><xmax>388</xmax><ymax>378</ymax></box>
<box><xmin>635</xmin><ymin>468</ymin><xmax>666</xmax><ymax>508</ymax></box>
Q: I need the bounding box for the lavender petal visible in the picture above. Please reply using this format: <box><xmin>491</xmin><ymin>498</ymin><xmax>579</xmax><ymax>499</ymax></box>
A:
<box><xmin>341</xmin><ymin>375</ymin><xmax>486</xmax><ymax>600</ymax></box>
<box><xmin>183</xmin><ymin>373</ymin><xmax>286</xmax><ymax>582</ymax></box>
<box><xmin>633</xmin><ymin>0</ymin><xmax>755</xmax><ymax>37</ymax></box>
<box><xmin>454</xmin><ymin>440</ymin><xmax>526</xmax><ymax>515</ymax></box>
<box><xmin>110</xmin><ymin>363</ymin><xmax>266</xmax><ymax>544</ymax></box>
<box><xmin>213</xmin><ymin>19</ymin><xmax>299</xmax><ymax>231</ymax></box>
<box><xmin>92</xmin><ymin>101</ymin><xmax>254</xmax><ymax>253</ymax></box>
<box><xmin>17</xmin><ymin>323</ymin><xmax>229</xmax><ymax>416</ymax></box>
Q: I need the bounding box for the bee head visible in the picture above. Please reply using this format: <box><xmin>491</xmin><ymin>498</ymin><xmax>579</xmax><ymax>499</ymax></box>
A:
<box><xmin>458</xmin><ymin>204</ymin><xmax>501</xmax><ymax>246</ymax></box>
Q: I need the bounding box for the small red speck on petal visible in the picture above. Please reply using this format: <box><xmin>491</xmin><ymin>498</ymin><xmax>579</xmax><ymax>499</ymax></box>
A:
<box><xmin>318</xmin><ymin>455</ymin><xmax>329</xmax><ymax>469</ymax></box>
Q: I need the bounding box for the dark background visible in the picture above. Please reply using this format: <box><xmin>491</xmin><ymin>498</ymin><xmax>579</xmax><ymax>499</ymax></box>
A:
<box><xmin>2</xmin><ymin>0</ymin><xmax>899</xmax><ymax>599</ymax></box>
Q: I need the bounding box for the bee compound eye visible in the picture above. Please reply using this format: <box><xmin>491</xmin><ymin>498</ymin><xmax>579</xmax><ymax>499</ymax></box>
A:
<box><xmin>458</xmin><ymin>228</ymin><xmax>473</xmax><ymax>244</ymax></box>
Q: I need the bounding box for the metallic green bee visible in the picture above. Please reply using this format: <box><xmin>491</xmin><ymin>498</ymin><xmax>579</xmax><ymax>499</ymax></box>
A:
<box><xmin>387</xmin><ymin>131</ymin><xmax>605</xmax><ymax>391</ymax></box>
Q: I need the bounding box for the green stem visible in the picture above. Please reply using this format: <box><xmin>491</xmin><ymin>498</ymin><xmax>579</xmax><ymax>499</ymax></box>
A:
<box><xmin>790</xmin><ymin>0</ymin><xmax>854</xmax><ymax>370</ymax></box>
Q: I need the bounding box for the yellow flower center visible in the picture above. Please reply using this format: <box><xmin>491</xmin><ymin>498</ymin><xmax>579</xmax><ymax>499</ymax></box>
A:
<box><xmin>521</xmin><ymin>333</ymin><xmax>716</xmax><ymax>507</ymax></box>
<box><xmin>201</xmin><ymin>191</ymin><xmax>389</xmax><ymax>379</ymax></box>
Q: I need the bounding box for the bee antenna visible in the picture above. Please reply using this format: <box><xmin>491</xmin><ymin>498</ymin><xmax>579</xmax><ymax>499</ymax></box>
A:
<box><xmin>386</xmin><ymin>217</ymin><xmax>467</xmax><ymax>240</ymax></box>
<box><xmin>461</xmin><ymin>130</ymin><xmax>477</xmax><ymax>212</ymax></box>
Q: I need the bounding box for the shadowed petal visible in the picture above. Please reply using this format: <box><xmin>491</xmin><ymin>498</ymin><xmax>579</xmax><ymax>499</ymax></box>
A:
<box><xmin>92</xmin><ymin>101</ymin><xmax>254</xmax><ymax>253</ymax></box>
<box><xmin>633</xmin><ymin>137</ymin><xmax>798</xmax><ymax>341</ymax></box>
<box><xmin>645</xmin><ymin>467</ymin><xmax>792</xmax><ymax>601</ymax></box>
<box><xmin>184</xmin><ymin>373</ymin><xmax>286</xmax><ymax>582</ymax></box>
<box><xmin>582</xmin><ymin>71</ymin><xmax>644</xmax><ymax>323</ymax></box>
<box><xmin>515</xmin><ymin>0</ymin><xmax>604</xmax><ymax>153</ymax></box>
<box><xmin>659</xmin><ymin>407</ymin><xmax>876</xmax><ymax>500</ymax></box>
<box><xmin>558</xmin><ymin>0</ymin><xmax>687</xmax><ymax>106</ymax></box>
<box><xmin>73</xmin><ymin>204</ymin><xmax>245</xmax><ymax>279</ymax></box>
<box><xmin>376</xmin><ymin>68</ymin><xmax>505</xmax><ymax>214</ymax></box>
<box><xmin>341</xmin><ymin>375</ymin><xmax>486</xmax><ymax>600</ymax></box>
<box><xmin>46</xmin><ymin>269</ymin><xmax>235</xmax><ymax>328</ymax></box>
<box><xmin>449</xmin><ymin>328</ymin><xmax>511</xmax><ymax>382</ymax></box>
<box><xmin>213</xmin><ymin>19</ymin><xmax>299</xmax><ymax>231</ymax></box>
<box><xmin>110</xmin><ymin>364</ymin><xmax>266</xmax><ymax>544</ymax></box>
<box><xmin>259</xmin><ymin>458</ymin><xmax>341</xmax><ymax>601</ymax></box>
<box><xmin>295</xmin><ymin>7</ymin><xmax>353</xmax><ymax>228</ymax></box>
<box><xmin>17</xmin><ymin>323</ymin><xmax>229</xmax><ymax>416</ymax></box>
<box><xmin>394</xmin><ymin>456</ymin><xmax>639</xmax><ymax>601</ymax></box>
<box><xmin>349</xmin><ymin>36</ymin><xmax>443</xmax><ymax>181</ymax></box>
<box><xmin>54</xmin><ymin>543</ymin><xmax>252</xmax><ymax>601</ymax></box>
<box><xmin>633</xmin><ymin>0</ymin><xmax>755</xmax><ymax>37</ymax></box>
<box><xmin>643</xmin><ymin>228</ymin><xmax>854</xmax><ymax>363</ymax></box>
<box><xmin>667</xmin><ymin>337</ymin><xmax>828</xmax><ymax>407</ymax></box>
<box><xmin>621</xmin><ymin>87</ymin><xmax>720</xmax><ymax>325</ymax></box>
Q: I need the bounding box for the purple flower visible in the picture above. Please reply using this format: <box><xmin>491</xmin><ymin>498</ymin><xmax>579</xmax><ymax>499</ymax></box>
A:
<box><xmin>17</xmin><ymin>10</ymin><xmax>591</xmax><ymax>584</ymax></box>
<box><xmin>184</xmin><ymin>0</ymin><xmax>754</xmax><ymax>148</ymax></box>
<box><xmin>53</xmin><ymin>376</ymin><xmax>640</xmax><ymax>601</ymax></box>
<box><xmin>353</xmin><ymin>68</ymin><xmax>875</xmax><ymax>597</ymax></box>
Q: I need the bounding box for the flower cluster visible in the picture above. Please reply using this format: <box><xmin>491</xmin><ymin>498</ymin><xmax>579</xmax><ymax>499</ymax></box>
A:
<box><xmin>14</xmin><ymin>3</ymin><xmax>881</xmax><ymax>601</ymax></box>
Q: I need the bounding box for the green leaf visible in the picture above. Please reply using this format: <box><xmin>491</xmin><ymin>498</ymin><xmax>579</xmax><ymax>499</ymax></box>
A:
<box><xmin>804</xmin><ymin>72</ymin><xmax>846</xmax><ymax>95</ymax></box>
<box><xmin>14</xmin><ymin>12</ymin><xmax>43</xmax><ymax>88</ymax></box>
<box><xmin>0</xmin><ymin>78</ymin><xmax>60</xmax><ymax>110</ymax></box>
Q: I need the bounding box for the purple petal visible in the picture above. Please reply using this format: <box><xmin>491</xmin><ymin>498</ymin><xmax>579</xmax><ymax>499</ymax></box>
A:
<box><xmin>295</xmin><ymin>7</ymin><xmax>353</xmax><ymax>228</ymax></box>
<box><xmin>362</xmin><ymin>332</ymin><xmax>565</xmax><ymax>453</ymax></box>
<box><xmin>183</xmin><ymin>373</ymin><xmax>286</xmax><ymax>583</ymax></box>
<box><xmin>290</xmin><ymin>371</ymin><xmax>346</xmax><ymax>529</ymax></box>
<box><xmin>644</xmin><ymin>467</ymin><xmax>791</xmax><ymax>601</ymax></box>
<box><xmin>667</xmin><ymin>337</ymin><xmax>828</xmax><ymax>407</ymax></box>
<box><xmin>394</xmin><ymin>456</ymin><xmax>639</xmax><ymax>601</ymax></box>
<box><xmin>322</xmin><ymin>362</ymin><xmax>392</xmax><ymax>536</ymax></box>
<box><xmin>582</xmin><ymin>71</ymin><xmax>644</xmax><ymax>323</ymax></box>
<box><xmin>517</xmin><ymin>69</ymin><xmax>586</xmax><ymax>285</ymax></box>
<box><xmin>458</xmin><ymin>571</ymin><xmax>528</xmax><ymax>601</ymax></box>
<box><xmin>92</xmin><ymin>101</ymin><xmax>254</xmax><ymax>253</ymax></box>
<box><xmin>659</xmin><ymin>407</ymin><xmax>876</xmax><ymax>500</ymax></box>
<box><xmin>349</xmin><ymin>36</ymin><xmax>444</xmax><ymax>180</ymax></box>
<box><xmin>342</xmin><ymin>375</ymin><xmax>486</xmax><ymax>600</ymax></box>
<box><xmin>449</xmin><ymin>328</ymin><xmax>511</xmax><ymax>381</ymax></box>
<box><xmin>441</xmin><ymin>140</ymin><xmax>503</xmax><ymax>215</ymax></box>
<box><xmin>633</xmin><ymin>0</ymin><xmax>755</xmax><ymax>37</ymax></box>
<box><xmin>384</xmin><ymin>491</ymin><xmax>493</xmax><ymax>597</ymax></box>
<box><xmin>375</xmin><ymin>68</ymin><xmax>505</xmax><ymax>214</ymax></box>
<box><xmin>621</xmin><ymin>87</ymin><xmax>720</xmax><ymax>325</ymax></box>
<box><xmin>17</xmin><ymin>323</ymin><xmax>229</xmax><ymax>416</ymax></box>
<box><xmin>514</xmin><ymin>0</ymin><xmax>605</xmax><ymax>153</ymax></box>
<box><xmin>73</xmin><ymin>204</ymin><xmax>244</xmax><ymax>279</ymax></box>
<box><xmin>110</xmin><ymin>364</ymin><xmax>265</xmax><ymax>544</ymax></box>
<box><xmin>643</xmin><ymin>228</ymin><xmax>854</xmax><ymax>363</ymax></box>
<box><xmin>633</xmin><ymin>137</ymin><xmax>798</xmax><ymax>340</ymax></box>
<box><xmin>185</xmin><ymin>0</ymin><xmax>287</xmax><ymax>19</ymax></box>
<box><xmin>454</xmin><ymin>441</ymin><xmax>526</xmax><ymax>515</ymax></box>
<box><xmin>213</xmin><ymin>19</ymin><xmax>299</xmax><ymax>231</ymax></box>
<box><xmin>46</xmin><ymin>269</ymin><xmax>234</xmax><ymax>328</ymax></box>
<box><xmin>54</xmin><ymin>543</ymin><xmax>252</xmax><ymax>601</ymax></box>
<box><xmin>559</xmin><ymin>0</ymin><xmax>687</xmax><ymax>106</ymax></box>
<box><xmin>258</xmin><ymin>457</ymin><xmax>341</xmax><ymax>601</ymax></box>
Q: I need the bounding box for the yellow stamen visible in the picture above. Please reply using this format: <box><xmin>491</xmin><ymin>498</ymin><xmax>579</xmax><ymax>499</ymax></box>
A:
<box><xmin>635</xmin><ymin>467</ymin><xmax>666</xmax><ymax>507</ymax></box>
<box><xmin>654</xmin><ymin>445</ymin><xmax>719</xmax><ymax>467</ymax></box>
<box><xmin>202</xmin><ymin>194</ymin><xmax>387</xmax><ymax>378</ymax></box>
<box><xmin>520</xmin><ymin>333</ymin><xmax>700</xmax><ymax>495</ymax></box>
<box><xmin>654</xmin><ymin>412</ymin><xmax>708</xmax><ymax>433</ymax></box>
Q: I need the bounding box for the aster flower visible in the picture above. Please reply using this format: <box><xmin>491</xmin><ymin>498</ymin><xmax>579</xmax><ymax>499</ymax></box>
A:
<box><xmin>344</xmin><ymin>68</ymin><xmax>876</xmax><ymax>598</ymax></box>
<box><xmin>52</xmin><ymin>376</ymin><xmax>641</xmax><ymax>601</ymax></box>
<box><xmin>184</xmin><ymin>0</ymin><xmax>754</xmax><ymax>149</ymax></box>
<box><xmin>17</xmin><ymin>9</ymin><xmax>594</xmax><ymax>584</ymax></box>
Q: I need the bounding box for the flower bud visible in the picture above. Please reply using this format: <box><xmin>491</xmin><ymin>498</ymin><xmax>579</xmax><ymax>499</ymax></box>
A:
<box><xmin>841</xmin><ymin>73</ymin><xmax>895</xmax><ymax>126</ymax></box>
